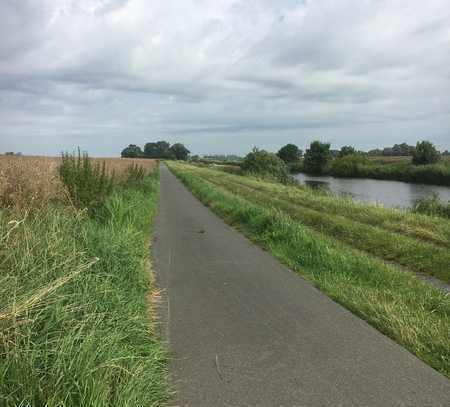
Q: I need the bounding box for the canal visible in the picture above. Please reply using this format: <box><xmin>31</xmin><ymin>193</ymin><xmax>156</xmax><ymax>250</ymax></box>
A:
<box><xmin>294</xmin><ymin>173</ymin><xmax>450</xmax><ymax>208</ymax></box>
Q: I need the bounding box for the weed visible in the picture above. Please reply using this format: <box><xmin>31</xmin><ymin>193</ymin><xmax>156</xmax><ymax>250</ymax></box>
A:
<box><xmin>59</xmin><ymin>150</ymin><xmax>115</xmax><ymax>218</ymax></box>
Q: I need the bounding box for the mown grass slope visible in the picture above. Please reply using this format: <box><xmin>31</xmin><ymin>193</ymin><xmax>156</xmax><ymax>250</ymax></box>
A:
<box><xmin>168</xmin><ymin>161</ymin><xmax>450</xmax><ymax>378</ymax></box>
<box><xmin>177</xmin><ymin>164</ymin><xmax>450</xmax><ymax>281</ymax></box>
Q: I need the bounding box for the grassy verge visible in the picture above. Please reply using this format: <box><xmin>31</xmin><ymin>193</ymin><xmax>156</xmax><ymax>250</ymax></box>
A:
<box><xmin>167</xmin><ymin>161</ymin><xmax>450</xmax><ymax>378</ymax></box>
<box><xmin>179</xmin><ymin>164</ymin><xmax>450</xmax><ymax>281</ymax></box>
<box><xmin>0</xmin><ymin>169</ymin><xmax>169</xmax><ymax>406</ymax></box>
<box><xmin>209</xmin><ymin>170</ymin><xmax>450</xmax><ymax>245</ymax></box>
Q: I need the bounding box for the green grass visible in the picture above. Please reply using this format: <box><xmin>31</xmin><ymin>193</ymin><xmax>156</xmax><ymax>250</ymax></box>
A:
<box><xmin>0</xmin><ymin>170</ymin><xmax>170</xmax><ymax>406</ymax></box>
<box><xmin>178</xmin><ymin>164</ymin><xmax>450</xmax><ymax>282</ymax></box>
<box><xmin>210</xmin><ymin>166</ymin><xmax>450</xmax><ymax>244</ymax></box>
<box><xmin>167</xmin><ymin>161</ymin><xmax>450</xmax><ymax>378</ymax></box>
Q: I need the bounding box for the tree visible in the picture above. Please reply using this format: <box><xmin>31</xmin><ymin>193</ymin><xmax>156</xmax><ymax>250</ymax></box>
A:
<box><xmin>338</xmin><ymin>145</ymin><xmax>356</xmax><ymax>158</ymax></box>
<box><xmin>276</xmin><ymin>144</ymin><xmax>302</xmax><ymax>163</ymax></box>
<box><xmin>241</xmin><ymin>147</ymin><xmax>289</xmax><ymax>182</ymax></box>
<box><xmin>143</xmin><ymin>141</ymin><xmax>173</xmax><ymax>159</ymax></box>
<box><xmin>412</xmin><ymin>141</ymin><xmax>440</xmax><ymax>165</ymax></box>
<box><xmin>121</xmin><ymin>144</ymin><xmax>143</xmax><ymax>158</ymax></box>
<box><xmin>170</xmin><ymin>143</ymin><xmax>190</xmax><ymax>160</ymax></box>
<box><xmin>303</xmin><ymin>141</ymin><xmax>331</xmax><ymax>174</ymax></box>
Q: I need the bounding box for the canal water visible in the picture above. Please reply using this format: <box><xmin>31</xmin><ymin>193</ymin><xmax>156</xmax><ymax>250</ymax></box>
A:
<box><xmin>294</xmin><ymin>173</ymin><xmax>450</xmax><ymax>208</ymax></box>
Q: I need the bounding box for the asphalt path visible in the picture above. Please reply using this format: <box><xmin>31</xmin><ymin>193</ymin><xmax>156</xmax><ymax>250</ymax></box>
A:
<box><xmin>153</xmin><ymin>163</ymin><xmax>450</xmax><ymax>407</ymax></box>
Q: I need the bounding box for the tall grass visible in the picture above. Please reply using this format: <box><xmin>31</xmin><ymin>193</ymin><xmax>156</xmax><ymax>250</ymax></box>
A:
<box><xmin>59</xmin><ymin>150</ymin><xmax>115</xmax><ymax>218</ymax></box>
<box><xmin>0</xmin><ymin>155</ymin><xmax>157</xmax><ymax>209</ymax></box>
<box><xmin>413</xmin><ymin>193</ymin><xmax>450</xmax><ymax>219</ymax></box>
<box><xmin>168</xmin><ymin>161</ymin><xmax>450</xmax><ymax>378</ymax></box>
<box><xmin>0</xmin><ymin>164</ymin><xmax>169</xmax><ymax>406</ymax></box>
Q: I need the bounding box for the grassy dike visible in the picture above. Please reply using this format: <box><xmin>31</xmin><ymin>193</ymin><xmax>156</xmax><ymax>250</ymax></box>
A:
<box><xmin>167</xmin><ymin>162</ymin><xmax>450</xmax><ymax>378</ymax></box>
<box><xmin>0</xmin><ymin>170</ymin><xmax>169</xmax><ymax>406</ymax></box>
<box><xmin>176</xmin><ymin>164</ymin><xmax>450</xmax><ymax>282</ymax></box>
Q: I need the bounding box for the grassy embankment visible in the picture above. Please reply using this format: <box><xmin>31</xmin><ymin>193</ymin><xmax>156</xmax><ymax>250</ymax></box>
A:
<box><xmin>168</xmin><ymin>161</ymin><xmax>450</xmax><ymax>378</ymax></box>
<box><xmin>0</xmin><ymin>156</ymin><xmax>169</xmax><ymax>406</ymax></box>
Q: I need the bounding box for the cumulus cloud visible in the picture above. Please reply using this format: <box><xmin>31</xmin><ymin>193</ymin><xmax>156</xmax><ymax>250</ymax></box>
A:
<box><xmin>0</xmin><ymin>0</ymin><xmax>449</xmax><ymax>155</ymax></box>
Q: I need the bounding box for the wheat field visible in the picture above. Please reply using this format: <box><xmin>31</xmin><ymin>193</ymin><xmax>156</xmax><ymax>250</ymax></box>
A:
<box><xmin>0</xmin><ymin>155</ymin><xmax>157</xmax><ymax>207</ymax></box>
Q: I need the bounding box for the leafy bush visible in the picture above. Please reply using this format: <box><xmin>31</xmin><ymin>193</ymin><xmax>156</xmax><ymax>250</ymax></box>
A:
<box><xmin>412</xmin><ymin>193</ymin><xmax>450</xmax><ymax>218</ymax></box>
<box><xmin>412</xmin><ymin>141</ymin><xmax>440</xmax><ymax>165</ymax></box>
<box><xmin>59</xmin><ymin>150</ymin><xmax>114</xmax><ymax>217</ymax></box>
<box><xmin>338</xmin><ymin>145</ymin><xmax>356</xmax><ymax>158</ymax></box>
<box><xmin>331</xmin><ymin>154</ymin><xmax>370</xmax><ymax>177</ymax></box>
<box><xmin>287</xmin><ymin>160</ymin><xmax>304</xmax><ymax>173</ymax></box>
<box><xmin>241</xmin><ymin>148</ymin><xmax>290</xmax><ymax>182</ymax></box>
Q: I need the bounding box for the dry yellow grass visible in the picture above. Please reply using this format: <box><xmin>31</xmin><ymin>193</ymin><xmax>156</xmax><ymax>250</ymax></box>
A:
<box><xmin>0</xmin><ymin>155</ymin><xmax>157</xmax><ymax>207</ymax></box>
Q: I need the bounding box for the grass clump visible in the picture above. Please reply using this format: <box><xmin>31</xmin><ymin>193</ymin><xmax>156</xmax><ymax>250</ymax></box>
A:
<box><xmin>0</xmin><ymin>165</ymin><xmax>169</xmax><ymax>406</ymax></box>
<box><xmin>59</xmin><ymin>150</ymin><xmax>115</xmax><ymax>218</ymax></box>
<box><xmin>168</xmin><ymin>161</ymin><xmax>450</xmax><ymax>377</ymax></box>
<box><xmin>125</xmin><ymin>162</ymin><xmax>147</xmax><ymax>185</ymax></box>
<box><xmin>413</xmin><ymin>193</ymin><xmax>450</xmax><ymax>219</ymax></box>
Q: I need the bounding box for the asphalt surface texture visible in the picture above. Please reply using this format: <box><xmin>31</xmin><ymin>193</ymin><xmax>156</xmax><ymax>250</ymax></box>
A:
<box><xmin>153</xmin><ymin>163</ymin><xmax>450</xmax><ymax>407</ymax></box>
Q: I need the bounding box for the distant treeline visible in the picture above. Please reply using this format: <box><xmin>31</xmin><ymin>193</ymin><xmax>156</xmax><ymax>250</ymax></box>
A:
<box><xmin>283</xmin><ymin>140</ymin><xmax>450</xmax><ymax>186</ymax></box>
<box><xmin>121</xmin><ymin>141</ymin><xmax>190</xmax><ymax>160</ymax></box>
<box><xmin>193</xmin><ymin>140</ymin><xmax>450</xmax><ymax>187</ymax></box>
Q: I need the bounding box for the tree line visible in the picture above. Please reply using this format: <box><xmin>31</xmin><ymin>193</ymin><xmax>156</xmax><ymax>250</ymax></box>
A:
<box><xmin>121</xmin><ymin>141</ymin><xmax>190</xmax><ymax>160</ymax></box>
<box><xmin>271</xmin><ymin>140</ymin><xmax>444</xmax><ymax>174</ymax></box>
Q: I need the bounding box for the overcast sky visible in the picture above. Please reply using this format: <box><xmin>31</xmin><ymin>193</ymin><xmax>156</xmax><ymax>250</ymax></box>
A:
<box><xmin>1</xmin><ymin>0</ymin><xmax>449</xmax><ymax>156</ymax></box>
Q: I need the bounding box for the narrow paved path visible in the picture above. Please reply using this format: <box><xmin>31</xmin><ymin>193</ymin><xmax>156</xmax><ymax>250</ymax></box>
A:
<box><xmin>153</xmin><ymin>164</ymin><xmax>450</xmax><ymax>407</ymax></box>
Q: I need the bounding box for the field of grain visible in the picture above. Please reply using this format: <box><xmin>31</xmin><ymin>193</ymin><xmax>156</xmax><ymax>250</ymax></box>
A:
<box><xmin>0</xmin><ymin>155</ymin><xmax>157</xmax><ymax>207</ymax></box>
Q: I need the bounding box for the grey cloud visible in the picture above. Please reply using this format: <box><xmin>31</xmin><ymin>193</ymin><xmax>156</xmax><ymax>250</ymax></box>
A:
<box><xmin>0</xmin><ymin>0</ymin><xmax>449</xmax><ymax>156</ymax></box>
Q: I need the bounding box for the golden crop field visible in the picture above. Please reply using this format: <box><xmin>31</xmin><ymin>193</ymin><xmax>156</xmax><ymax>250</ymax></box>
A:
<box><xmin>0</xmin><ymin>155</ymin><xmax>157</xmax><ymax>207</ymax></box>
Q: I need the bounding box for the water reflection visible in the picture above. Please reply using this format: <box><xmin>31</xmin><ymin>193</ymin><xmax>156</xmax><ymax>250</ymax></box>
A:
<box><xmin>294</xmin><ymin>173</ymin><xmax>450</xmax><ymax>208</ymax></box>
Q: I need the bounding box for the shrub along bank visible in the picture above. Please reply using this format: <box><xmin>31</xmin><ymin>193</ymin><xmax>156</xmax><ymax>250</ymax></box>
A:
<box><xmin>167</xmin><ymin>161</ymin><xmax>450</xmax><ymax>378</ymax></box>
<box><xmin>330</xmin><ymin>159</ymin><xmax>450</xmax><ymax>186</ymax></box>
<box><xmin>291</xmin><ymin>152</ymin><xmax>450</xmax><ymax>186</ymax></box>
<box><xmin>0</xmin><ymin>159</ymin><xmax>169</xmax><ymax>406</ymax></box>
